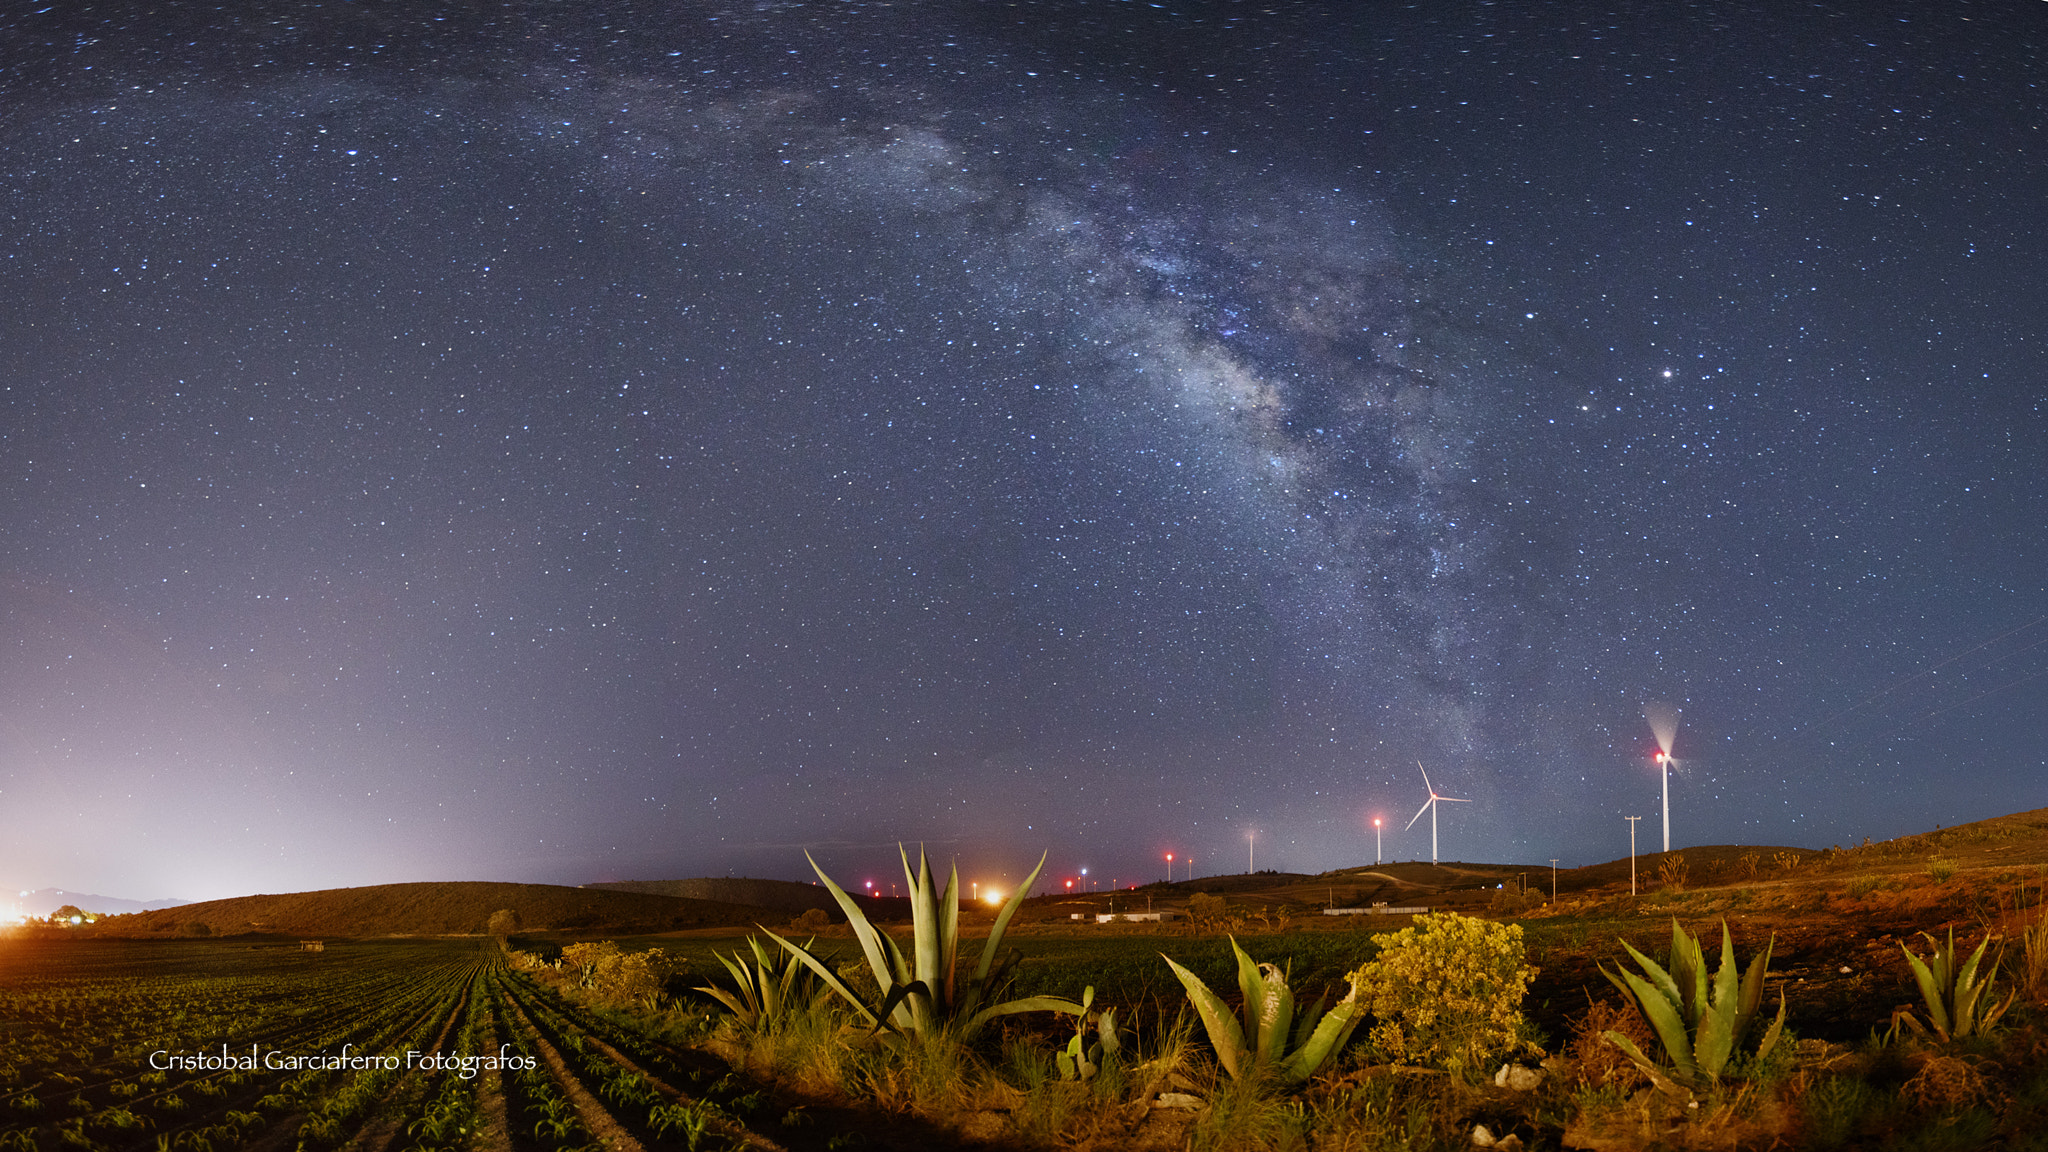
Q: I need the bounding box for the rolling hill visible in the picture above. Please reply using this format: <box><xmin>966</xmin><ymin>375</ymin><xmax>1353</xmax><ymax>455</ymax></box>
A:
<box><xmin>91</xmin><ymin>881</ymin><xmax>773</xmax><ymax>938</ymax></box>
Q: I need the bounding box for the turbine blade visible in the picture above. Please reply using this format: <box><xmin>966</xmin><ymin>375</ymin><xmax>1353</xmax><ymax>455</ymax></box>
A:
<box><xmin>1416</xmin><ymin>760</ymin><xmax>1433</xmax><ymax>792</ymax></box>
<box><xmin>1438</xmin><ymin>795</ymin><xmax>1470</xmax><ymax>803</ymax></box>
<box><xmin>1405</xmin><ymin>797</ymin><xmax>1434</xmax><ymax>831</ymax></box>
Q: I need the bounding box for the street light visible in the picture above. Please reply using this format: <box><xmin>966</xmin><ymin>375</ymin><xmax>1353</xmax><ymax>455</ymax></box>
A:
<box><xmin>1373</xmin><ymin>817</ymin><xmax>1382</xmax><ymax>866</ymax></box>
<box><xmin>1165</xmin><ymin>853</ymin><xmax>1174</xmax><ymax>883</ymax></box>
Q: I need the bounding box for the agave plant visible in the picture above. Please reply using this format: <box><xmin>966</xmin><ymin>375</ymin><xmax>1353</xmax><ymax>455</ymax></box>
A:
<box><xmin>692</xmin><ymin>934</ymin><xmax>823</xmax><ymax>1031</ymax></box>
<box><xmin>1893</xmin><ymin>928</ymin><xmax>2014</xmax><ymax>1043</ymax></box>
<box><xmin>1162</xmin><ymin>937</ymin><xmax>1366</xmax><ymax>1086</ymax></box>
<box><xmin>768</xmin><ymin>846</ymin><xmax>1084</xmax><ymax>1039</ymax></box>
<box><xmin>1601</xmin><ymin>919</ymin><xmax>1785</xmax><ymax>1091</ymax></box>
<box><xmin>1055</xmin><ymin>986</ymin><xmax>1122</xmax><ymax>1082</ymax></box>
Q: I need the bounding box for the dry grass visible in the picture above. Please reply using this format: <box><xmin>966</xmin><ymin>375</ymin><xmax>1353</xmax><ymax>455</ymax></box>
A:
<box><xmin>1903</xmin><ymin>1052</ymin><xmax>1996</xmax><ymax>1111</ymax></box>
<box><xmin>1567</xmin><ymin>994</ymin><xmax>1654</xmax><ymax>1090</ymax></box>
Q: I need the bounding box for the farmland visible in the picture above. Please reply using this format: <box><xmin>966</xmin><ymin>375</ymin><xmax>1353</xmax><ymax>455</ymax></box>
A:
<box><xmin>0</xmin><ymin>937</ymin><xmax>832</xmax><ymax>1152</ymax></box>
<box><xmin>14</xmin><ymin>809</ymin><xmax>2048</xmax><ymax>1149</ymax></box>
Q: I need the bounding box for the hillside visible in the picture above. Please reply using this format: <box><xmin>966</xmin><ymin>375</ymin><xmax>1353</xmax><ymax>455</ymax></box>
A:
<box><xmin>586</xmin><ymin>876</ymin><xmax>901</xmax><ymax>919</ymax></box>
<box><xmin>90</xmin><ymin>881</ymin><xmax>773</xmax><ymax>938</ymax></box>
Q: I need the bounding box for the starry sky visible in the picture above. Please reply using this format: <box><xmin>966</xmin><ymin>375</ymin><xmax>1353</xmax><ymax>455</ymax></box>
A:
<box><xmin>2</xmin><ymin>1</ymin><xmax>2044</xmax><ymax>904</ymax></box>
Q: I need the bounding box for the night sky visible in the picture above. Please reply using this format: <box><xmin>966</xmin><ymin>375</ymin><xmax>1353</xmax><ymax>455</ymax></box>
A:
<box><xmin>3</xmin><ymin>1</ymin><xmax>2044</xmax><ymax>905</ymax></box>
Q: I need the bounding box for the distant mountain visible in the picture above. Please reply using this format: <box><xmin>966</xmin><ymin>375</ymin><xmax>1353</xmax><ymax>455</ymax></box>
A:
<box><xmin>15</xmin><ymin>888</ymin><xmax>188</xmax><ymax>917</ymax></box>
<box><xmin>87</xmin><ymin>881</ymin><xmax>774</xmax><ymax>937</ymax></box>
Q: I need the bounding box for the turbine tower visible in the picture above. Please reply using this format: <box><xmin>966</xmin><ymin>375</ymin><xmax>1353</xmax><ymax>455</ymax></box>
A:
<box><xmin>1643</xmin><ymin>702</ymin><xmax>1681</xmax><ymax>853</ymax></box>
<box><xmin>1404</xmin><ymin>761</ymin><xmax>1469</xmax><ymax>866</ymax></box>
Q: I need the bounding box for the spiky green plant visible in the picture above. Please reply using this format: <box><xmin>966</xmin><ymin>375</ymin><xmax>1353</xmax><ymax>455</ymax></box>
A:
<box><xmin>692</xmin><ymin>934</ymin><xmax>822</xmax><ymax>1031</ymax></box>
<box><xmin>1162</xmin><ymin>937</ymin><xmax>1366</xmax><ymax>1086</ymax></box>
<box><xmin>1600</xmin><ymin>919</ymin><xmax>1785</xmax><ymax>1091</ymax></box>
<box><xmin>1893</xmin><ymin>928</ymin><xmax>2013</xmax><ymax>1043</ymax></box>
<box><xmin>768</xmin><ymin>845</ymin><xmax>1084</xmax><ymax>1039</ymax></box>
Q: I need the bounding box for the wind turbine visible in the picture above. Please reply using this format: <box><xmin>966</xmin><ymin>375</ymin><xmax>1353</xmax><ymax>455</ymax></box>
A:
<box><xmin>1404</xmin><ymin>762</ymin><xmax>1469</xmax><ymax>866</ymax></box>
<box><xmin>1643</xmin><ymin>702</ymin><xmax>1682</xmax><ymax>853</ymax></box>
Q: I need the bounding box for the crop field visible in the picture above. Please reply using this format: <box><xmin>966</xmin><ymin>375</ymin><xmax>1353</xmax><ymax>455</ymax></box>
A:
<box><xmin>19</xmin><ymin>813</ymin><xmax>2048</xmax><ymax>1151</ymax></box>
<box><xmin>0</xmin><ymin>937</ymin><xmax>802</xmax><ymax>1152</ymax></box>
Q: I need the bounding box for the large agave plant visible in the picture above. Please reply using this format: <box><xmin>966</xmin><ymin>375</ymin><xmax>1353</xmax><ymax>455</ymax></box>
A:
<box><xmin>1162</xmin><ymin>937</ymin><xmax>1366</xmax><ymax>1086</ymax></box>
<box><xmin>769</xmin><ymin>846</ymin><xmax>1084</xmax><ymax>1039</ymax></box>
<box><xmin>1601</xmin><ymin>919</ymin><xmax>1785</xmax><ymax>1091</ymax></box>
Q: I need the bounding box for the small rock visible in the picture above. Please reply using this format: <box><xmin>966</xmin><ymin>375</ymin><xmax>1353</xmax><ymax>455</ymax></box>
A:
<box><xmin>1493</xmin><ymin>1063</ymin><xmax>1545</xmax><ymax>1091</ymax></box>
<box><xmin>1472</xmin><ymin>1124</ymin><xmax>1497</xmax><ymax>1147</ymax></box>
<box><xmin>1152</xmin><ymin>1092</ymin><xmax>1201</xmax><ymax>1111</ymax></box>
<box><xmin>1839</xmin><ymin>965</ymin><xmax>1852</xmax><ymax>973</ymax></box>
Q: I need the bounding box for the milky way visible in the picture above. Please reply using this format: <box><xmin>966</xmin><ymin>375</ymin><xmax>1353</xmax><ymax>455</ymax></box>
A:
<box><xmin>2</xmin><ymin>2</ymin><xmax>2043</xmax><ymax>902</ymax></box>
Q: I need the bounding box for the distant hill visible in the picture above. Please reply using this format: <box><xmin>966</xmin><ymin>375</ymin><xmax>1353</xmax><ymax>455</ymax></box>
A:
<box><xmin>93</xmin><ymin>881</ymin><xmax>773</xmax><ymax>937</ymax></box>
<box><xmin>15</xmin><ymin>888</ymin><xmax>189</xmax><ymax>917</ymax></box>
<box><xmin>587</xmin><ymin>877</ymin><xmax>903</xmax><ymax>919</ymax></box>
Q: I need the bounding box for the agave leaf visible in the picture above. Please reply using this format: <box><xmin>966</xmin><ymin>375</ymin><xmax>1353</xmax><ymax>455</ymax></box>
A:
<box><xmin>961</xmin><ymin>994</ymin><xmax>1087</xmax><ymax>1039</ymax></box>
<box><xmin>976</xmin><ymin>851</ymin><xmax>1048</xmax><ymax>987</ymax></box>
<box><xmin>939</xmin><ymin>861</ymin><xmax>961</xmax><ymax>1006</ymax></box>
<box><xmin>1954</xmin><ymin>934</ymin><xmax>1997</xmax><ymax>1038</ymax></box>
<box><xmin>902</xmin><ymin>846</ymin><xmax>945</xmax><ymax>1033</ymax></box>
<box><xmin>1234</xmin><ymin>939</ymin><xmax>1266</xmax><ymax>1049</ymax></box>
<box><xmin>1754</xmin><ymin>989</ymin><xmax>1787</xmax><ymax>1064</ymax></box>
<box><xmin>1244</xmin><ymin>955</ymin><xmax>1296</xmax><ymax>1068</ymax></box>
<box><xmin>1614</xmin><ymin>939</ymin><xmax>1683</xmax><ymax>1018</ymax></box>
<box><xmin>1668</xmin><ymin>919</ymin><xmax>1708</xmax><ymax>1026</ymax></box>
<box><xmin>1163</xmin><ymin>952</ymin><xmax>1249</xmax><ymax>1080</ymax></box>
<box><xmin>1097</xmin><ymin>1007</ymin><xmax>1121</xmax><ymax>1059</ymax></box>
<box><xmin>870</xmin><ymin>979</ymin><xmax>931</xmax><ymax>1037</ymax></box>
<box><xmin>1980</xmin><ymin>986</ymin><xmax>2017</xmax><ymax>1036</ymax></box>
<box><xmin>1601</xmin><ymin>1031</ymin><xmax>1683</xmax><ymax>1096</ymax></box>
<box><xmin>1291</xmin><ymin>989</ymin><xmax>1330</xmax><ymax>1056</ymax></box>
<box><xmin>1690</xmin><ymin>924</ymin><xmax>1742</xmax><ymax>1080</ymax></box>
<box><xmin>1273</xmin><ymin>1000</ymin><xmax>1364</xmax><ymax>1085</ymax></box>
<box><xmin>806</xmin><ymin>850</ymin><xmax>901</xmax><ymax>1011</ymax></box>
<box><xmin>1734</xmin><ymin>934</ymin><xmax>1775</xmax><ymax>1044</ymax></box>
<box><xmin>1605</xmin><ymin>964</ymin><xmax>1699</xmax><ymax>1085</ymax></box>
<box><xmin>767</xmin><ymin>932</ymin><xmax>884</xmax><ymax>1028</ymax></box>
<box><xmin>693</xmin><ymin>983</ymin><xmax>752</xmax><ymax>1022</ymax></box>
<box><xmin>1901</xmin><ymin>940</ymin><xmax>1952</xmax><ymax>1041</ymax></box>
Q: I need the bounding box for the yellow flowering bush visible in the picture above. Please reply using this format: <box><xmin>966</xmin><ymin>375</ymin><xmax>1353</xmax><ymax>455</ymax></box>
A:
<box><xmin>1353</xmin><ymin>912</ymin><xmax>1535</xmax><ymax>1071</ymax></box>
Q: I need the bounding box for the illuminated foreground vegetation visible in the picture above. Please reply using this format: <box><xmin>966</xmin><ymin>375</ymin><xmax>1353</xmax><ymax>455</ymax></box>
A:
<box><xmin>12</xmin><ymin>852</ymin><xmax>2048</xmax><ymax>1149</ymax></box>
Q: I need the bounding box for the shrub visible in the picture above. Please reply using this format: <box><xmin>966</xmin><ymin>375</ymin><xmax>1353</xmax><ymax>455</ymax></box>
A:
<box><xmin>1353</xmin><ymin>912</ymin><xmax>1535</xmax><ymax>1072</ymax></box>
<box><xmin>1656</xmin><ymin>853</ymin><xmax>1689</xmax><ymax>891</ymax></box>
<box><xmin>1488</xmin><ymin>887</ymin><xmax>1543</xmax><ymax>915</ymax></box>
<box><xmin>1568</xmin><ymin>995</ymin><xmax>1652</xmax><ymax>1089</ymax></box>
<box><xmin>1186</xmin><ymin>892</ymin><xmax>1228</xmax><ymax>927</ymax></box>
<box><xmin>1927</xmin><ymin>857</ymin><xmax>1958</xmax><ymax>883</ymax></box>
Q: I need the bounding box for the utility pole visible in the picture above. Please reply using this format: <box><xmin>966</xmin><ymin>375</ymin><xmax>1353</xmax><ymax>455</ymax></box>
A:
<box><xmin>1550</xmin><ymin>860</ymin><xmax>1559</xmax><ymax>902</ymax></box>
<box><xmin>1374</xmin><ymin>818</ymin><xmax>1382</xmax><ymax>866</ymax></box>
<box><xmin>1625</xmin><ymin>817</ymin><xmax>1642</xmax><ymax>896</ymax></box>
<box><xmin>1247</xmin><ymin>831</ymin><xmax>1255</xmax><ymax>874</ymax></box>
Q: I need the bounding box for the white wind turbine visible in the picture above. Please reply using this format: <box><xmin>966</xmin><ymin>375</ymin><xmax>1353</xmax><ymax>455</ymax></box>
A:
<box><xmin>1643</xmin><ymin>702</ymin><xmax>1683</xmax><ymax>853</ymax></box>
<box><xmin>1405</xmin><ymin>761</ymin><xmax>1469</xmax><ymax>866</ymax></box>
